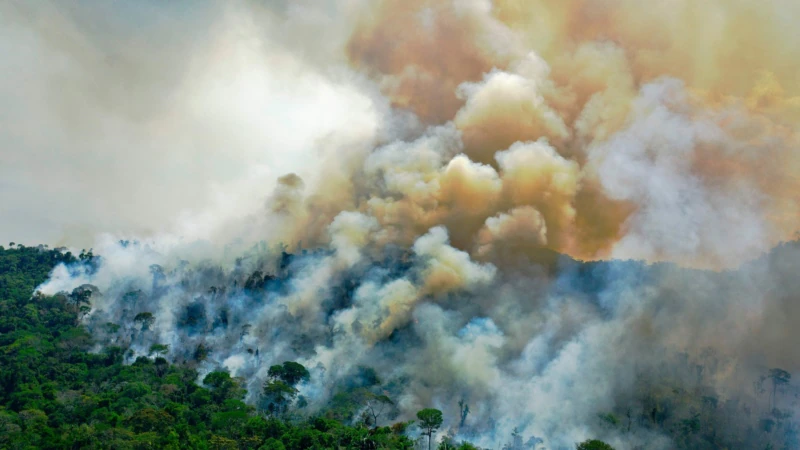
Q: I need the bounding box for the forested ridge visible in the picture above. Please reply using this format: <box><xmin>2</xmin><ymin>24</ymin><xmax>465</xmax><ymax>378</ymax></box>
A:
<box><xmin>4</xmin><ymin>242</ymin><xmax>800</xmax><ymax>449</ymax></box>
<box><xmin>0</xmin><ymin>244</ymin><xmax>614</xmax><ymax>450</ymax></box>
<box><xmin>0</xmin><ymin>244</ymin><xmax>418</xmax><ymax>450</ymax></box>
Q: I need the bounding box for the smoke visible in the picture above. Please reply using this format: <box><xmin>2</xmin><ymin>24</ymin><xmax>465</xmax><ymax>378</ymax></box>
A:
<box><xmin>343</xmin><ymin>0</ymin><xmax>800</xmax><ymax>266</ymax></box>
<box><xmin>0</xmin><ymin>1</ymin><xmax>378</xmax><ymax>248</ymax></box>
<box><xmin>6</xmin><ymin>0</ymin><xmax>799</xmax><ymax>265</ymax></box>
<box><xmin>9</xmin><ymin>0</ymin><xmax>800</xmax><ymax>448</ymax></box>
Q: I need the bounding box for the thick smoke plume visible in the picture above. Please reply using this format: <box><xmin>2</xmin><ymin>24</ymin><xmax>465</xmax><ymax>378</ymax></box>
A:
<box><xmin>6</xmin><ymin>0</ymin><xmax>800</xmax><ymax>448</ymax></box>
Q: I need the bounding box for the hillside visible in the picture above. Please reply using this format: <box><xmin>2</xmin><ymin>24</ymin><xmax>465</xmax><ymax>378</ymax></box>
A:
<box><xmin>1</xmin><ymin>243</ymin><xmax>615</xmax><ymax>450</ymax></box>
<box><xmin>3</xmin><ymin>242</ymin><xmax>800</xmax><ymax>449</ymax></box>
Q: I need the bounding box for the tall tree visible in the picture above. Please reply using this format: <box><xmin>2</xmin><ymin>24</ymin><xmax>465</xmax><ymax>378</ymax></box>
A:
<box><xmin>416</xmin><ymin>408</ymin><xmax>443</xmax><ymax>450</ymax></box>
<box><xmin>768</xmin><ymin>368</ymin><xmax>791</xmax><ymax>411</ymax></box>
<box><xmin>458</xmin><ymin>399</ymin><xmax>470</xmax><ymax>428</ymax></box>
<box><xmin>67</xmin><ymin>285</ymin><xmax>97</xmax><ymax>325</ymax></box>
<box><xmin>261</xmin><ymin>361</ymin><xmax>309</xmax><ymax>417</ymax></box>
<box><xmin>362</xmin><ymin>392</ymin><xmax>393</xmax><ymax>427</ymax></box>
<box><xmin>133</xmin><ymin>312</ymin><xmax>155</xmax><ymax>332</ymax></box>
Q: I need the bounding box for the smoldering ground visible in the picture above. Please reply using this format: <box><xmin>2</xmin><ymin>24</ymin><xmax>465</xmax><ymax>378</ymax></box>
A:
<box><xmin>7</xmin><ymin>0</ymin><xmax>800</xmax><ymax>448</ymax></box>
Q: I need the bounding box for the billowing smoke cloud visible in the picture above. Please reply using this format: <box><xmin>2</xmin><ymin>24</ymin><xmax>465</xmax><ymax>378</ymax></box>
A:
<box><xmin>6</xmin><ymin>0</ymin><xmax>799</xmax><ymax>265</ymax></box>
<box><xmin>9</xmin><ymin>0</ymin><xmax>800</xmax><ymax>448</ymax></box>
<box><xmin>343</xmin><ymin>0</ymin><xmax>800</xmax><ymax>266</ymax></box>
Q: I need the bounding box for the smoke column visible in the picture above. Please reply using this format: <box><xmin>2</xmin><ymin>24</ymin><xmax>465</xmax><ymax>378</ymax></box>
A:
<box><xmin>5</xmin><ymin>0</ymin><xmax>800</xmax><ymax>448</ymax></box>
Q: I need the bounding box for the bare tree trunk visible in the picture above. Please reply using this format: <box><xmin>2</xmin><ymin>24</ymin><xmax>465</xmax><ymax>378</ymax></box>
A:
<box><xmin>772</xmin><ymin>382</ymin><xmax>776</xmax><ymax>412</ymax></box>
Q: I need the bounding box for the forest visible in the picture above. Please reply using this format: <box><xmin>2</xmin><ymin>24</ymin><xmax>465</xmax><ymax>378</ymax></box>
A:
<box><xmin>0</xmin><ymin>244</ymin><xmax>619</xmax><ymax>450</ymax></box>
<box><xmin>2</xmin><ymin>242</ymin><xmax>799</xmax><ymax>449</ymax></box>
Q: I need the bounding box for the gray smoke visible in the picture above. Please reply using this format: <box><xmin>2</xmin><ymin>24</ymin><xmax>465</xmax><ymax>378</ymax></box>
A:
<box><xmin>35</xmin><ymin>235</ymin><xmax>800</xmax><ymax>449</ymax></box>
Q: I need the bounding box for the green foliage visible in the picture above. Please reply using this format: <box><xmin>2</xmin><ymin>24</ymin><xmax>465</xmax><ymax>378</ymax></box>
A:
<box><xmin>354</xmin><ymin>390</ymin><xmax>395</xmax><ymax>427</ymax></box>
<box><xmin>204</xmin><ymin>371</ymin><xmax>246</xmax><ymax>404</ymax></box>
<box><xmin>133</xmin><ymin>311</ymin><xmax>155</xmax><ymax>331</ymax></box>
<box><xmin>9</xmin><ymin>243</ymin><xmax>794</xmax><ymax>450</ymax></box>
<box><xmin>261</xmin><ymin>380</ymin><xmax>298</xmax><ymax>416</ymax></box>
<box><xmin>259</xmin><ymin>437</ymin><xmax>286</xmax><ymax>450</ymax></box>
<box><xmin>149</xmin><ymin>343</ymin><xmax>169</xmax><ymax>356</ymax></box>
<box><xmin>438</xmin><ymin>437</ymin><xmax>480</xmax><ymax>450</ymax></box>
<box><xmin>194</xmin><ymin>343</ymin><xmax>211</xmax><ymax>362</ymax></box>
<box><xmin>0</xmin><ymin>245</ymin><xmax>428</xmax><ymax>449</ymax></box>
<box><xmin>576</xmin><ymin>439</ymin><xmax>616</xmax><ymax>450</ymax></box>
<box><xmin>267</xmin><ymin>361</ymin><xmax>310</xmax><ymax>386</ymax></box>
<box><xmin>417</xmin><ymin>408</ymin><xmax>443</xmax><ymax>431</ymax></box>
<box><xmin>126</xmin><ymin>408</ymin><xmax>175</xmax><ymax>433</ymax></box>
<box><xmin>417</xmin><ymin>408</ymin><xmax>444</xmax><ymax>450</ymax></box>
<box><xmin>598</xmin><ymin>412</ymin><xmax>620</xmax><ymax>427</ymax></box>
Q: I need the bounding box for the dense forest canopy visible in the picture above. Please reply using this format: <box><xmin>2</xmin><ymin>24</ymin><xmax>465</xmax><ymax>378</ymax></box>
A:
<box><xmin>0</xmin><ymin>244</ymin><xmax>624</xmax><ymax>450</ymax></box>
<box><xmin>3</xmin><ymin>241</ymin><xmax>800</xmax><ymax>449</ymax></box>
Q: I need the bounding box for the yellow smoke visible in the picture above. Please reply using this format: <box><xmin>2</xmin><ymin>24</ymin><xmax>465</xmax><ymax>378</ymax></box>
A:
<box><xmin>333</xmin><ymin>0</ymin><xmax>800</xmax><ymax>268</ymax></box>
<box><xmin>231</xmin><ymin>0</ymin><xmax>800</xmax><ymax>273</ymax></box>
